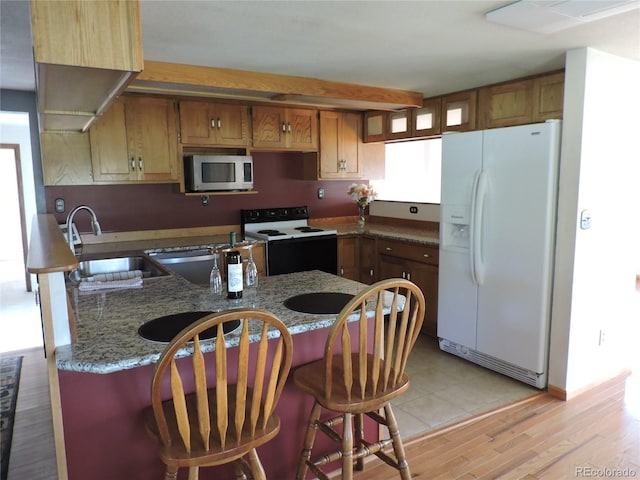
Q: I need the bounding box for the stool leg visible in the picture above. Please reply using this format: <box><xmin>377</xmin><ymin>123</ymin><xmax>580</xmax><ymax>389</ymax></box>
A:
<box><xmin>384</xmin><ymin>404</ymin><xmax>411</xmax><ymax>480</ymax></box>
<box><xmin>248</xmin><ymin>448</ymin><xmax>266</xmax><ymax>480</ymax></box>
<box><xmin>297</xmin><ymin>401</ymin><xmax>322</xmax><ymax>480</ymax></box>
<box><xmin>187</xmin><ymin>466</ymin><xmax>198</xmax><ymax>480</ymax></box>
<box><xmin>354</xmin><ymin>413</ymin><xmax>364</xmax><ymax>471</ymax></box>
<box><xmin>342</xmin><ymin>412</ymin><xmax>354</xmax><ymax>480</ymax></box>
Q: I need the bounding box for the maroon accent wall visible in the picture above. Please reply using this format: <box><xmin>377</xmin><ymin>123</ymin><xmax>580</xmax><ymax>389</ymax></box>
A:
<box><xmin>45</xmin><ymin>152</ymin><xmax>359</xmax><ymax>233</ymax></box>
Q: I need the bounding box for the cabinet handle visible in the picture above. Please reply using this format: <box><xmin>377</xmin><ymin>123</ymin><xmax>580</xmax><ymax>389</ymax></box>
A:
<box><xmin>369</xmin><ymin>269</ymin><xmax>374</xmax><ymax>277</ymax></box>
<box><xmin>385</xmin><ymin>247</ymin><xmax>392</xmax><ymax>251</ymax></box>
<box><xmin>211</xmin><ymin>118</ymin><xmax>216</xmax><ymax>128</ymax></box>
<box><xmin>287</xmin><ymin>123</ymin><xmax>292</xmax><ymax>133</ymax></box>
<box><xmin>407</xmin><ymin>272</ymin><xmax>411</xmax><ymax>281</ymax></box>
<box><xmin>131</xmin><ymin>157</ymin><xmax>135</xmax><ymax>171</ymax></box>
<box><xmin>423</xmin><ymin>253</ymin><xmax>430</xmax><ymax>258</ymax></box>
<box><xmin>340</xmin><ymin>267</ymin><xmax>344</xmax><ymax>276</ymax></box>
<box><xmin>282</xmin><ymin>123</ymin><xmax>286</xmax><ymax>133</ymax></box>
<box><xmin>217</xmin><ymin>118</ymin><xmax>221</xmax><ymax>129</ymax></box>
<box><xmin>138</xmin><ymin>158</ymin><xmax>143</xmax><ymax>170</ymax></box>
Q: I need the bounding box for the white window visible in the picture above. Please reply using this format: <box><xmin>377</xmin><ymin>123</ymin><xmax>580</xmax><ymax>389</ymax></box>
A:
<box><xmin>370</xmin><ymin>138</ymin><xmax>442</xmax><ymax>204</ymax></box>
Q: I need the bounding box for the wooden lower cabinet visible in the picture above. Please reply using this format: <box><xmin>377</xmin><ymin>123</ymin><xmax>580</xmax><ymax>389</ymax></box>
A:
<box><xmin>337</xmin><ymin>235</ymin><xmax>359</xmax><ymax>281</ymax></box>
<box><xmin>337</xmin><ymin>234</ymin><xmax>439</xmax><ymax>336</ymax></box>
<box><xmin>359</xmin><ymin>236</ymin><xmax>376</xmax><ymax>284</ymax></box>
<box><xmin>377</xmin><ymin>238</ymin><xmax>439</xmax><ymax>337</ymax></box>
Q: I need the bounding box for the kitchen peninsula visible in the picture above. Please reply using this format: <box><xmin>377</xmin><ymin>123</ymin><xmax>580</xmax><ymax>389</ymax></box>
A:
<box><xmin>28</xmin><ymin>214</ymin><xmax>395</xmax><ymax>480</ymax></box>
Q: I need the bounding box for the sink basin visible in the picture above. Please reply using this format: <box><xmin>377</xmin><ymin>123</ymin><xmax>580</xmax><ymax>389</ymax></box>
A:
<box><xmin>72</xmin><ymin>255</ymin><xmax>170</xmax><ymax>281</ymax></box>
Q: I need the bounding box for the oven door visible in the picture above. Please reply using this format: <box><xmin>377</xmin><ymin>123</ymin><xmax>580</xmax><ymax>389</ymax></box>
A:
<box><xmin>266</xmin><ymin>235</ymin><xmax>337</xmax><ymax>276</ymax></box>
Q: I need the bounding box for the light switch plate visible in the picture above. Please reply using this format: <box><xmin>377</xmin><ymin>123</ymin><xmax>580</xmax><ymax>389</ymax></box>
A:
<box><xmin>580</xmin><ymin>209</ymin><xmax>591</xmax><ymax>229</ymax></box>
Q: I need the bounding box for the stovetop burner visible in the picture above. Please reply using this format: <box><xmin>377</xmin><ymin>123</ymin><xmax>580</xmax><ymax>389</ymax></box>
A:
<box><xmin>258</xmin><ymin>229</ymin><xmax>286</xmax><ymax>236</ymax></box>
<box><xmin>295</xmin><ymin>226</ymin><xmax>324</xmax><ymax>233</ymax></box>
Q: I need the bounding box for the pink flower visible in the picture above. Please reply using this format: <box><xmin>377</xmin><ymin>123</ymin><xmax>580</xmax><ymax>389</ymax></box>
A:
<box><xmin>347</xmin><ymin>183</ymin><xmax>377</xmax><ymax>207</ymax></box>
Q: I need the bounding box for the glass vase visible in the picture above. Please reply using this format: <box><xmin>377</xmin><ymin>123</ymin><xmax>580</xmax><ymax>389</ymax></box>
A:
<box><xmin>358</xmin><ymin>204</ymin><xmax>366</xmax><ymax>228</ymax></box>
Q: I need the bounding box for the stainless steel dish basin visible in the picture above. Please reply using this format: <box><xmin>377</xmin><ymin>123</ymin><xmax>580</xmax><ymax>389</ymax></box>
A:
<box><xmin>70</xmin><ymin>255</ymin><xmax>170</xmax><ymax>282</ymax></box>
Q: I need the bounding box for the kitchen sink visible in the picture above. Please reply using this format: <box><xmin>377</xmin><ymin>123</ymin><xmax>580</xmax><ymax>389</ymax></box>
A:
<box><xmin>70</xmin><ymin>255</ymin><xmax>170</xmax><ymax>282</ymax></box>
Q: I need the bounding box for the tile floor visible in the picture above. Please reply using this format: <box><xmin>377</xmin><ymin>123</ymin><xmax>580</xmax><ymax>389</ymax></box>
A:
<box><xmin>393</xmin><ymin>333</ymin><xmax>540</xmax><ymax>439</ymax></box>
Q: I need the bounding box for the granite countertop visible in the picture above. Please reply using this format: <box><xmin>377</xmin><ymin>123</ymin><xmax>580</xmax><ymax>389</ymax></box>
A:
<box><xmin>315</xmin><ymin>220</ymin><xmax>440</xmax><ymax>246</ymax></box>
<box><xmin>59</xmin><ymin>270</ymin><xmax>389</xmax><ymax>374</ymax></box>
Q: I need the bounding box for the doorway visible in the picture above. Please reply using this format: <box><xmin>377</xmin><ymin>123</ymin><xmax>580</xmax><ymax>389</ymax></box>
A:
<box><xmin>0</xmin><ymin>113</ymin><xmax>43</xmax><ymax>352</ymax></box>
<box><xmin>1</xmin><ymin>144</ymin><xmax>30</xmax><ymax>291</ymax></box>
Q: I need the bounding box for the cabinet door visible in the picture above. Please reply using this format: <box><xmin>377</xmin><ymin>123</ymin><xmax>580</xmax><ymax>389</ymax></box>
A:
<box><xmin>386</xmin><ymin>109</ymin><xmax>412</xmax><ymax>140</ymax></box>
<box><xmin>533</xmin><ymin>72</ymin><xmax>564</xmax><ymax>122</ymax></box>
<box><xmin>478</xmin><ymin>80</ymin><xmax>534</xmax><ymax>129</ymax></box>
<box><xmin>286</xmin><ymin>108</ymin><xmax>318</xmax><ymax>151</ymax></box>
<box><xmin>179</xmin><ymin>101</ymin><xmax>216</xmax><ymax>145</ymax></box>
<box><xmin>125</xmin><ymin>97</ymin><xmax>179</xmax><ymax>182</ymax></box>
<box><xmin>408</xmin><ymin>261</ymin><xmax>439</xmax><ymax>337</ymax></box>
<box><xmin>378</xmin><ymin>254</ymin><xmax>407</xmax><ymax>280</ymax></box>
<box><xmin>413</xmin><ymin>97</ymin><xmax>441</xmax><ymax>137</ymax></box>
<box><xmin>359</xmin><ymin>236</ymin><xmax>376</xmax><ymax>284</ymax></box>
<box><xmin>252</xmin><ymin>106</ymin><xmax>287</xmax><ymax>148</ymax></box>
<box><xmin>318</xmin><ymin>111</ymin><xmax>363</xmax><ymax>179</ymax></box>
<box><xmin>318</xmin><ymin>111</ymin><xmax>341</xmax><ymax>177</ymax></box>
<box><xmin>363</xmin><ymin>111</ymin><xmax>386</xmax><ymax>142</ymax></box>
<box><xmin>41</xmin><ymin>132</ymin><xmax>94</xmax><ymax>185</ymax></box>
<box><xmin>338</xmin><ymin>236</ymin><xmax>359</xmax><ymax>281</ymax></box>
<box><xmin>90</xmin><ymin>98</ymin><xmax>133</xmax><ymax>182</ymax></box>
<box><xmin>442</xmin><ymin>90</ymin><xmax>477</xmax><ymax>132</ymax></box>
<box><xmin>215</xmin><ymin>103</ymin><xmax>250</xmax><ymax>146</ymax></box>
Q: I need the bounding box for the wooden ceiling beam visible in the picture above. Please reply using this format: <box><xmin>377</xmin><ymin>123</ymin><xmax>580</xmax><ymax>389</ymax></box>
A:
<box><xmin>131</xmin><ymin>61</ymin><xmax>423</xmax><ymax>109</ymax></box>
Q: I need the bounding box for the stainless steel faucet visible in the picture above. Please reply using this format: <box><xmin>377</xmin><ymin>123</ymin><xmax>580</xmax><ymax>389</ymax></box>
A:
<box><xmin>65</xmin><ymin>205</ymin><xmax>102</xmax><ymax>251</ymax></box>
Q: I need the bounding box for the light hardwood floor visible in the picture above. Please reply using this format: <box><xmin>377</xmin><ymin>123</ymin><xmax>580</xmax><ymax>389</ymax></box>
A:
<box><xmin>355</xmin><ymin>371</ymin><xmax>640</xmax><ymax>479</ymax></box>
<box><xmin>2</xmin><ymin>347</ymin><xmax>57</xmax><ymax>480</ymax></box>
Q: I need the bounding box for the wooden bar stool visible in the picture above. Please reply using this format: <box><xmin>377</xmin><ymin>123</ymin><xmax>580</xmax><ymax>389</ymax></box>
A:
<box><xmin>294</xmin><ymin>279</ymin><xmax>425</xmax><ymax>480</ymax></box>
<box><xmin>144</xmin><ymin>308</ymin><xmax>293</xmax><ymax>480</ymax></box>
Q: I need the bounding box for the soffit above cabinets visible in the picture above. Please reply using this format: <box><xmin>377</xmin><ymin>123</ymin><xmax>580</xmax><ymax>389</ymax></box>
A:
<box><xmin>126</xmin><ymin>61</ymin><xmax>424</xmax><ymax>111</ymax></box>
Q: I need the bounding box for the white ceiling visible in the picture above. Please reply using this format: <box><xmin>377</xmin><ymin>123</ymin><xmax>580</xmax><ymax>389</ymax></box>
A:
<box><xmin>2</xmin><ymin>0</ymin><xmax>639</xmax><ymax>98</ymax></box>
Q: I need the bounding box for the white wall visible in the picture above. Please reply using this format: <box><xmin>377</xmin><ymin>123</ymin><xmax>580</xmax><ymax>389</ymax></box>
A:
<box><xmin>0</xmin><ymin>112</ymin><xmax>37</xmax><ymax>256</ymax></box>
<box><xmin>549</xmin><ymin>48</ymin><xmax>640</xmax><ymax>394</ymax></box>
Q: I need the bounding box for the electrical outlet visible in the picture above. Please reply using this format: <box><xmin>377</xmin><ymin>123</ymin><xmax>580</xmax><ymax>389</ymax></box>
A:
<box><xmin>55</xmin><ymin>198</ymin><xmax>65</xmax><ymax>213</ymax></box>
<box><xmin>598</xmin><ymin>329</ymin><xmax>606</xmax><ymax>346</ymax></box>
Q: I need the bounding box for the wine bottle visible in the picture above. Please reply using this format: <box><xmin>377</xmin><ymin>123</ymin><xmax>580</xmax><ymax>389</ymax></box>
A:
<box><xmin>226</xmin><ymin>250</ymin><xmax>243</xmax><ymax>299</ymax></box>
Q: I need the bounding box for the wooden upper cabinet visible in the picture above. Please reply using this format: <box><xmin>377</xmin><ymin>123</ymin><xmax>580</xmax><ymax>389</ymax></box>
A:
<box><xmin>304</xmin><ymin>111</ymin><xmax>383</xmax><ymax>180</ymax></box>
<box><xmin>478</xmin><ymin>80</ymin><xmax>534</xmax><ymax>129</ymax></box>
<box><xmin>532</xmin><ymin>72</ymin><xmax>564</xmax><ymax>122</ymax></box>
<box><xmin>30</xmin><ymin>0</ymin><xmax>143</xmax><ymax>132</ymax></box>
<box><xmin>40</xmin><ymin>132</ymin><xmax>94</xmax><ymax>185</ymax></box>
<box><xmin>317</xmin><ymin>111</ymin><xmax>363</xmax><ymax>179</ymax></box>
<box><xmin>386</xmin><ymin>109</ymin><xmax>412</xmax><ymax>140</ymax></box>
<box><xmin>478</xmin><ymin>72</ymin><xmax>565</xmax><ymax>129</ymax></box>
<box><xmin>90</xmin><ymin>97</ymin><xmax>179</xmax><ymax>183</ymax></box>
<box><xmin>251</xmin><ymin>106</ymin><xmax>318</xmax><ymax>151</ymax></box>
<box><xmin>442</xmin><ymin>90</ymin><xmax>477</xmax><ymax>132</ymax></box>
<box><xmin>412</xmin><ymin>97</ymin><xmax>442</xmax><ymax>137</ymax></box>
<box><xmin>179</xmin><ymin>101</ymin><xmax>250</xmax><ymax>146</ymax></box>
<box><xmin>363</xmin><ymin>111</ymin><xmax>386</xmax><ymax>142</ymax></box>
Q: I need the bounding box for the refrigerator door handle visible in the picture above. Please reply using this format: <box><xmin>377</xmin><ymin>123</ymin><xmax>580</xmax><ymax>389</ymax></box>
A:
<box><xmin>473</xmin><ymin>171</ymin><xmax>488</xmax><ymax>285</ymax></box>
<box><xmin>469</xmin><ymin>170</ymin><xmax>481</xmax><ymax>285</ymax></box>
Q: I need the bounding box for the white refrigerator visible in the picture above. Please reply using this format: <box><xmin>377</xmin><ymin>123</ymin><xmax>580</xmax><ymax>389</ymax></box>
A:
<box><xmin>437</xmin><ymin>120</ymin><xmax>561</xmax><ymax>388</ymax></box>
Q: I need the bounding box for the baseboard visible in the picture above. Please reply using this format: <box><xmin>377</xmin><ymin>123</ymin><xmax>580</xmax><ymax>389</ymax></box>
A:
<box><xmin>548</xmin><ymin>368</ymin><xmax>632</xmax><ymax>401</ymax></box>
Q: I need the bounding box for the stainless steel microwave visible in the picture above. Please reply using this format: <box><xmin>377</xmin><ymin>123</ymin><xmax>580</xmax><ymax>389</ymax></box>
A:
<box><xmin>184</xmin><ymin>155</ymin><xmax>253</xmax><ymax>192</ymax></box>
